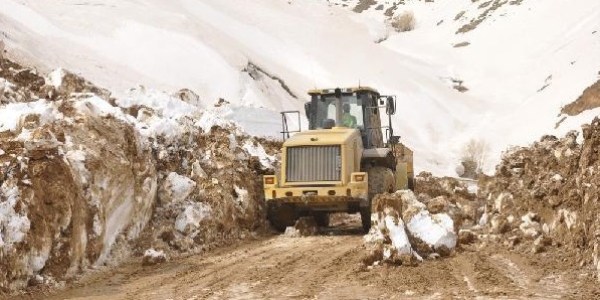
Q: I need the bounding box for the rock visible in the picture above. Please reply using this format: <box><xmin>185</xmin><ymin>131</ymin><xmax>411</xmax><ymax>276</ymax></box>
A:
<box><xmin>142</xmin><ymin>249</ymin><xmax>167</xmax><ymax>266</ymax></box>
<box><xmin>491</xmin><ymin>214</ymin><xmax>510</xmax><ymax>234</ymax></box>
<box><xmin>372</xmin><ymin>192</ymin><xmax>403</xmax><ymax>213</ymax></box>
<box><xmin>519</xmin><ymin>212</ymin><xmax>542</xmax><ymax>238</ymax></box>
<box><xmin>427</xmin><ymin>196</ymin><xmax>449</xmax><ymax>214</ymax></box>
<box><xmin>191</xmin><ymin>160</ymin><xmax>207</xmax><ymax>179</ymax></box>
<box><xmin>401</xmin><ymin>191</ymin><xmax>457</xmax><ymax>256</ymax></box>
<box><xmin>284</xmin><ymin>217</ymin><xmax>318</xmax><ymax>237</ymax></box>
<box><xmin>160</xmin><ymin>172</ymin><xmax>196</xmax><ymax>204</ymax></box>
<box><xmin>458</xmin><ymin>230</ymin><xmax>477</xmax><ymax>245</ymax></box>
<box><xmin>532</xmin><ymin>235</ymin><xmax>552</xmax><ymax>253</ymax></box>
<box><xmin>361</xmin><ymin>243</ymin><xmax>384</xmax><ymax>266</ymax></box>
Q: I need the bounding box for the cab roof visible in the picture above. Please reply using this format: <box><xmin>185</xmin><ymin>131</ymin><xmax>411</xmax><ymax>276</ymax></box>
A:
<box><xmin>307</xmin><ymin>86</ymin><xmax>379</xmax><ymax>96</ymax></box>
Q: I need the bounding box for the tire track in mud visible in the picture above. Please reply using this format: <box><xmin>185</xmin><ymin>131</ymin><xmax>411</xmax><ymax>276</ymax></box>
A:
<box><xmin>207</xmin><ymin>236</ymin><xmax>363</xmax><ymax>299</ymax></box>
<box><xmin>151</xmin><ymin>239</ymin><xmax>286</xmax><ymax>299</ymax></box>
<box><xmin>39</xmin><ymin>232</ymin><xmax>581</xmax><ymax>300</ymax></box>
<box><xmin>490</xmin><ymin>254</ymin><xmax>568</xmax><ymax>299</ymax></box>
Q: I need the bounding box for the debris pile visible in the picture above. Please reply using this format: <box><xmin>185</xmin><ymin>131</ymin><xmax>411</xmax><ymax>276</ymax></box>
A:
<box><xmin>0</xmin><ymin>56</ymin><xmax>279</xmax><ymax>291</ymax></box>
<box><xmin>134</xmin><ymin>125</ymin><xmax>278</xmax><ymax>255</ymax></box>
<box><xmin>479</xmin><ymin>118</ymin><xmax>600</xmax><ymax>276</ymax></box>
<box><xmin>415</xmin><ymin>171</ymin><xmax>483</xmax><ymax>228</ymax></box>
<box><xmin>363</xmin><ymin>191</ymin><xmax>458</xmax><ymax>266</ymax></box>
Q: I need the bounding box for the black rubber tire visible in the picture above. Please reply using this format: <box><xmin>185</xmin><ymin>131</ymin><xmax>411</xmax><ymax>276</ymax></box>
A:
<box><xmin>360</xmin><ymin>208</ymin><xmax>371</xmax><ymax>233</ymax></box>
<box><xmin>267</xmin><ymin>204</ymin><xmax>296</xmax><ymax>232</ymax></box>
<box><xmin>361</xmin><ymin>167</ymin><xmax>396</xmax><ymax>233</ymax></box>
<box><xmin>408</xmin><ymin>176</ymin><xmax>415</xmax><ymax>191</ymax></box>
<box><xmin>313</xmin><ymin>212</ymin><xmax>330</xmax><ymax>227</ymax></box>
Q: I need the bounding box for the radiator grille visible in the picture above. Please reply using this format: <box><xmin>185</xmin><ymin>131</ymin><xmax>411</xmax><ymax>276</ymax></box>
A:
<box><xmin>286</xmin><ymin>146</ymin><xmax>341</xmax><ymax>182</ymax></box>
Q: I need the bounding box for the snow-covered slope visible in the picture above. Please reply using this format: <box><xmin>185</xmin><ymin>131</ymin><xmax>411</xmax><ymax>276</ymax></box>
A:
<box><xmin>1</xmin><ymin>0</ymin><xmax>599</xmax><ymax>175</ymax></box>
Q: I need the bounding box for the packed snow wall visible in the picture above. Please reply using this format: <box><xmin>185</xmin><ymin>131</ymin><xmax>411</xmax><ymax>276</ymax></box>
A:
<box><xmin>0</xmin><ymin>57</ymin><xmax>279</xmax><ymax>291</ymax></box>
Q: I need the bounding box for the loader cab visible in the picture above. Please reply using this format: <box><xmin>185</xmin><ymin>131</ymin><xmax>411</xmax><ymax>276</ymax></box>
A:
<box><xmin>303</xmin><ymin>87</ymin><xmax>396</xmax><ymax>149</ymax></box>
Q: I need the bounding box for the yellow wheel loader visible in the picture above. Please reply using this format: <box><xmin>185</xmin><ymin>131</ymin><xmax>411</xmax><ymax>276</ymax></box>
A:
<box><xmin>263</xmin><ymin>87</ymin><xmax>414</xmax><ymax>232</ymax></box>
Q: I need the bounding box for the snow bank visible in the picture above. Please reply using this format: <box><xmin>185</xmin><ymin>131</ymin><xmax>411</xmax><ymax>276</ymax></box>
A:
<box><xmin>0</xmin><ymin>54</ymin><xmax>278</xmax><ymax>291</ymax></box>
<box><xmin>0</xmin><ymin>100</ymin><xmax>61</xmax><ymax>132</ymax></box>
<box><xmin>194</xmin><ymin>108</ymin><xmax>238</xmax><ymax>133</ymax></box>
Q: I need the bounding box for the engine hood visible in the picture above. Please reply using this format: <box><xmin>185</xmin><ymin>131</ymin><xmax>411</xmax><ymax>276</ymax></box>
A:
<box><xmin>283</xmin><ymin>127</ymin><xmax>360</xmax><ymax>147</ymax></box>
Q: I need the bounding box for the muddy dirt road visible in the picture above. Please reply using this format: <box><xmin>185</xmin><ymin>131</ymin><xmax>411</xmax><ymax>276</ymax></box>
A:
<box><xmin>18</xmin><ymin>221</ymin><xmax>596</xmax><ymax>300</ymax></box>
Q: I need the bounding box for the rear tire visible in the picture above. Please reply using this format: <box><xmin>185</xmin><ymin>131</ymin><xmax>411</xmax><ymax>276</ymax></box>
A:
<box><xmin>267</xmin><ymin>204</ymin><xmax>296</xmax><ymax>232</ymax></box>
<box><xmin>361</xmin><ymin>167</ymin><xmax>396</xmax><ymax>233</ymax></box>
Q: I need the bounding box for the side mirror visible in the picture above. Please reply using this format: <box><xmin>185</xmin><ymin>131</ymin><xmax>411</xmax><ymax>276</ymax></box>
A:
<box><xmin>386</xmin><ymin>96</ymin><xmax>396</xmax><ymax>115</ymax></box>
<box><xmin>389</xmin><ymin>135</ymin><xmax>400</xmax><ymax>144</ymax></box>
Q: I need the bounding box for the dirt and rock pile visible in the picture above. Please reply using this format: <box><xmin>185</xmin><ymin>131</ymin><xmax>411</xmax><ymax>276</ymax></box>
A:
<box><xmin>415</xmin><ymin>171</ymin><xmax>483</xmax><ymax>228</ymax></box>
<box><xmin>363</xmin><ymin>190</ymin><xmax>461</xmax><ymax>266</ymax></box>
<box><xmin>479</xmin><ymin>118</ymin><xmax>600</xmax><ymax>277</ymax></box>
<box><xmin>0</xmin><ymin>56</ymin><xmax>279</xmax><ymax>292</ymax></box>
<box><xmin>133</xmin><ymin>126</ymin><xmax>278</xmax><ymax>255</ymax></box>
<box><xmin>363</xmin><ymin>172</ymin><xmax>484</xmax><ymax>267</ymax></box>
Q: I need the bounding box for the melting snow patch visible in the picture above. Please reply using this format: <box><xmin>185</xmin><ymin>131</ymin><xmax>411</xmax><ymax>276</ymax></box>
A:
<box><xmin>46</xmin><ymin>68</ymin><xmax>65</xmax><ymax>88</ymax></box>
<box><xmin>163</xmin><ymin>172</ymin><xmax>196</xmax><ymax>203</ymax></box>
<box><xmin>0</xmin><ymin>78</ymin><xmax>14</xmax><ymax>93</ymax></box>
<box><xmin>28</xmin><ymin>250</ymin><xmax>50</xmax><ymax>273</ymax></box>
<box><xmin>135</xmin><ymin>112</ymin><xmax>183</xmax><ymax>140</ymax></box>
<box><xmin>382</xmin><ymin>213</ymin><xmax>413</xmax><ymax>256</ymax></box>
<box><xmin>234</xmin><ymin>185</ymin><xmax>249</xmax><ymax>206</ymax></box>
<box><xmin>175</xmin><ymin>202</ymin><xmax>212</xmax><ymax>233</ymax></box>
<box><xmin>0</xmin><ymin>183</ymin><xmax>31</xmax><ymax>250</ymax></box>
<box><xmin>142</xmin><ymin>248</ymin><xmax>167</xmax><ymax>266</ymax></box>
<box><xmin>118</xmin><ymin>87</ymin><xmax>199</xmax><ymax>119</ymax></box>
<box><xmin>194</xmin><ymin>109</ymin><xmax>237</xmax><ymax>133</ymax></box>
<box><xmin>73</xmin><ymin>95</ymin><xmax>133</xmax><ymax>124</ymax></box>
<box><xmin>66</xmin><ymin>149</ymin><xmax>90</xmax><ymax>185</ymax></box>
<box><xmin>552</xmin><ymin>174</ymin><xmax>563</xmax><ymax>181</ymax></box>
<box><xmin>0</xmin><ymin>100</ymin><xmax>61</xmax><ymax>133</ymax></box>
<box><xmin>243</xmin><ymin>140</ymin><xmax>275</xmax><ymax>169</ymax></box>
<box><xmin>519</xmin><ymin>212</ymin><xmax>542</xmax><ymax>238</ymax></box>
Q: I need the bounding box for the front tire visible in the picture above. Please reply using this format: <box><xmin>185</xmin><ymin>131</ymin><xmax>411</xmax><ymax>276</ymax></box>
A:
<box><xmin>361</xmin><ymin>167</ymin><xmax>396</xmax><ymax>233</ymax></box>
<box><xmin>313</xmin><ymin>212</ymin><xmax>330</xmax><ymax>227</ymax></box>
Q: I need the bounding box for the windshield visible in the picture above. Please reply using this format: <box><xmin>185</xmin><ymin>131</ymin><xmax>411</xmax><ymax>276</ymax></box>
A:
<box><xmin>314</xmin><ymin>95</ymin><xmax>364</xmax><ymax>129</ymax></box>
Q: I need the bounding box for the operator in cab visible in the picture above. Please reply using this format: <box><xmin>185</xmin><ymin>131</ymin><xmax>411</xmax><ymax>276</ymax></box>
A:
<box><xmin>341</xmin><ymin>103</ymin><xmax>357</xmax><ymax>128</ymax></box>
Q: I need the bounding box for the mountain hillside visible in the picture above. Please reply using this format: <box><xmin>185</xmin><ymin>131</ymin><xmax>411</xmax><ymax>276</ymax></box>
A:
<box><xmin>1</xmin><ymin>0</ymin><xmax>598</xmax><ymax>175</ymax></box>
